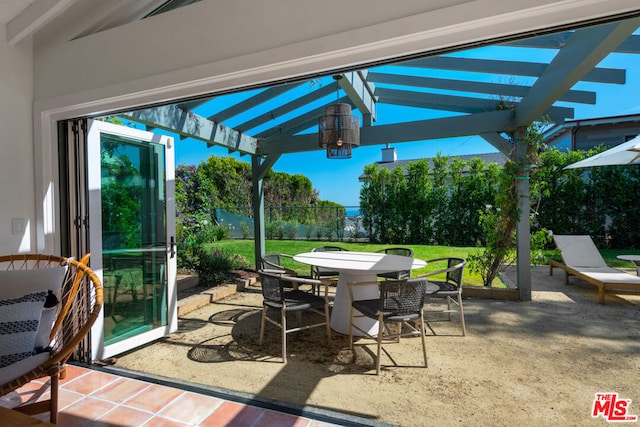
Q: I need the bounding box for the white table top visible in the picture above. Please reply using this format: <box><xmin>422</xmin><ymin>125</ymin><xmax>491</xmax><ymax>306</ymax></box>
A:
<box><xmin>293</xmin><ymin>251</ymin><xmax>426</xmax><ymax>273</ymax></box>
<box><xmin>617</xmin><ymin>254</ymin><xmax>640</xmax><ymax>262</ymax></box>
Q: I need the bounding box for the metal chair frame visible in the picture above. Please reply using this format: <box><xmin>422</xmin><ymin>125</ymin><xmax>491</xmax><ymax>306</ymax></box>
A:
<box><xmin>348</xmin><ymin>278</ymin><xmax>428</xmax><ymax>375</ymax></box>
<box><xmin>418</xmin><ymin>257</ymin><xmax>467</xmax><ymax>336</ymax></box>
<box><xmin>258</xmin><ymin>270</ymin><xmax>331</xmax><ymax>363</ymax></box>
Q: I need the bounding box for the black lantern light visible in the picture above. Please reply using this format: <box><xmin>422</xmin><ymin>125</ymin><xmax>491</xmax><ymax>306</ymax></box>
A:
<box><xmin>318</xmin><ymin>76</ymin><xmax>360</xmax><ymax>159</ymax></box>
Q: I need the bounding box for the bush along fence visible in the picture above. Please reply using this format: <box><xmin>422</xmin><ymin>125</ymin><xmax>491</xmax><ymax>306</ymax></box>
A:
<box><xmin>360</xmin><ymin>146</ymin><xmax>640</xmax><ymax>249</ymax></box>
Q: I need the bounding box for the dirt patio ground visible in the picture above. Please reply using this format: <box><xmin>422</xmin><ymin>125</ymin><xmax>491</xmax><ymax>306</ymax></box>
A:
<box><xmin>113</xmin><ymin>265</ymin><xmax>640</xmax><ymax>426</ymax></box>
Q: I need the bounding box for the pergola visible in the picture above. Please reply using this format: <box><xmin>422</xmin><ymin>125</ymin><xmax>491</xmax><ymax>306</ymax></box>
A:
<box><xmin>120</xmin><ymin>17</ymin><xmax>640</xmax><ymax>301</ymax></box>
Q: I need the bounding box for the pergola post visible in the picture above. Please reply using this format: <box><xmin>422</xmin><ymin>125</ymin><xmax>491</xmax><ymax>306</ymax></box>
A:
<box><xmin>251</xmin><ymin>154</ymin><xmax>280</xmax><ymax>271</ymax></box>
<box><xmin>252</xmin><ymin>156</ymin><xmax>266</xmax><ymax>271</ymax></box>
<box><xmin>514</xmin><ymin>127</ymin><xmax>532</xmax><ymax>301</ymax></box>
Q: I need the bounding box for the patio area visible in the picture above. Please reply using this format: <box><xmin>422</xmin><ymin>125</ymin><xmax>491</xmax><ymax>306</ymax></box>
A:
<box><xmin>108</xmin><ymin>265</ymin><xmax>640</xmax><ymax>426</ymax></box>
<box><xmin>5</xmin><ymin>265</ymin><xmax>639</xmax><ymax>426</ymax></box>
<box><xmin>1</xmin><ymin>363</ymin><xmax>373</xmax><ymax>426</ymax></box>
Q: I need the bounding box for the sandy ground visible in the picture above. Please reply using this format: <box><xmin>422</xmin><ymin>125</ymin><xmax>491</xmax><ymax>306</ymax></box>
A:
<box><xmin>114</xmin><ymin>266</ymin><xmax>640</xmax><ymax>426</ymax></box>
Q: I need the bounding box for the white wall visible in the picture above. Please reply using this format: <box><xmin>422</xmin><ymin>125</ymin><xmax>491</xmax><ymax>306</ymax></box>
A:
<box><xmin>33</xmin><ymin>0</ymin><xmax>640</xmax><ymax>112</ymax></box>
<box><xmin>0</xmin><ymin>29</ymin><xmax>34</xmax><ymax>253</ymax></box>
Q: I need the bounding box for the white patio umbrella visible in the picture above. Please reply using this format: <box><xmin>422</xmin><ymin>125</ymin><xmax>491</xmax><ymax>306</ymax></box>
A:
<box><xmin>564</xmin><ymin>134</ymin><xmax>640</xmax><ymax>169</ymax></box>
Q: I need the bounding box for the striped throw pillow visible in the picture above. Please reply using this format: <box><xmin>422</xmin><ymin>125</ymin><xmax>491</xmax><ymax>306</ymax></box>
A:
<box><xmin>0</xmin><ymin>291</ymin><xmax>48</xmax><ymax>368</ymax></box>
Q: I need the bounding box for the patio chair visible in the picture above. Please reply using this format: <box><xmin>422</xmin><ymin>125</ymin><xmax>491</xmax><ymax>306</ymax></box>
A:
<box><xmin>0</xmin><ymin>253</ymin><xmax>103</xmax><ymax>423</ymax></box>
<box><xmin>260</xmin><ymin>254</ymin><xmax>297</xmax><ymax>276</ymax></box>
<box><xmin>261</xmin><ymin>254</ymin><xmax>319</xmax><ymax>294</ymax></box>
<box><xmin>549</xmin><ymin>234</ymin><xmax>640</xmax><ymax>304</ymax></box>
<box><xmin>348</xmin><ymin>278</ymin><xmax>429</xmax><ymax>375</ymax></box>
<box><xmin>258</xmin><ymin>270</ymin><xmax>331</xmax><ymax>363</ymax></box>
<box><xmin>310</xmin><ymin>246</ymin><xmax>348</xmax><ymax>284</ymax></box>
<box><xmin>417</xmin><ymin>257</ymin><xmax>467</xmax><ymax>336</ymax></box>
<box><xmin>375</xmin><ymin>247</ymin><xmax>414</xmax><ymax>280</ymax></box>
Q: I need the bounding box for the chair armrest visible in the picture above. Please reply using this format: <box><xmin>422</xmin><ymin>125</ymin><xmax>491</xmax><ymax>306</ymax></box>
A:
<box><xmin>417</xmin><ymin>258</ymin><xmax>466</xmax><ymax>279</ymax></box>
<box><xmin>279</xmin><ymin>274</ymin><xmax>331</xmax><ymax>298</ymax></box>
<box><xmin>261</xmin><ymin>259</ymin><xmax>296</xmax><ymax>276</ymax></box>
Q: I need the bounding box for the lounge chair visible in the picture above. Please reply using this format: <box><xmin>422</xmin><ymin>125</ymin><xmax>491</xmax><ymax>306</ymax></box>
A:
<box><xmin>549</xmin><ymin>235</ymin><xmax>640</xmax><ymax>304</ymax></box>
<box><xmin>0</xmin><ymin>254</ymin><xmax>103</xmax><ymax>423</ymax></box>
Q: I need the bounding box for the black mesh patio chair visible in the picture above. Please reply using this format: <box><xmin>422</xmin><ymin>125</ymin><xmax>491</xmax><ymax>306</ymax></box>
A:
<box><xmin>348</xmin><ymin>278</ymin><xmax>429</xmax><ymax>375</ymax></box>
<box><xmin>261</xmin><ymin>254</ymin><xmax>318</xmax><ymax>293</ymax></box>
<box><xmin>260</xmin><ymin>254</ymin><xmax>297</xmax><ymax>276</ymax></box>
<box><xmin>417</xmin><ymin>257</ymin><xmax>467</xmax><ymax>336</ymax></box>
<box><xmin>310</xmin><ymin>245</ymin><xmax>348</xmax><ymax>278</ymax></box>
<box><xmin>258</xmin><ymin>270</ymin><xmax>331</xmax><ymax>363</ymax></box>
<box><xmin>375</xmin><ymin>247</ymin><xmax>414</xmax><ymax>280</ymax></box>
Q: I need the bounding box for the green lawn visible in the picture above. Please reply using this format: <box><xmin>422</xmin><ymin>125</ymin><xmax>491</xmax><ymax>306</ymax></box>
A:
<box><xmin>209</xmin><ymin>240</ymin><xmax>490</xmax><ymax>286</ymax></box>
<box><xmin>209</xmin><ymin>240</ymin><xmax>638</xmax><ymax>287</ymax></box>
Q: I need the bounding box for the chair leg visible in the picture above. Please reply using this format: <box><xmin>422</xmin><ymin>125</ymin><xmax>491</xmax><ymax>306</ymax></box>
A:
<box><xmin>324</xmin><ymin>303</ymin><xmax>331</xmax><ymax>344</ymax></box>
<box><xmin>458</xmin><ymin>294</ymin><xmax>466</xmax><ymax>336</ymax></box>
<box><xmin>50</xmin><ymin>372</ymin><xmax>59</xmax><ymax>424</ymax></box>
<box><xmin>418</xmin><ymin>313</ymin><xmax>428</xmax><ymax>368</ymax></box>
<box><xmin>348</xmin><ymin>306</ymin><xmax>355</xmax><ymax>350</ymax></box>
<box><xmin>281</xmin><ymin>308</ymin><xmax>287</xmax><ymax>363</ymax></box>
<box><xmin>446</xmin><ymin>296</ymin><xmax>452</xmax><ymax>321</ymax></box>
<box><xmin>376</xmin><ymin>314</ymin><xmax>384</xmax><ymax>376</ymax></box>
<box><xmin>259</xmin><ymin>308</ymin><xmax>266</xmax><ymax>345</ymax></box>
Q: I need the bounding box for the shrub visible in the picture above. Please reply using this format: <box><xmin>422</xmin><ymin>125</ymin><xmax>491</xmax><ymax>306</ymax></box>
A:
<box><xmin>284</xmin><ymin>221</ymin><xmax>298</xmax><ymax>240</ymax></box>
<box><xmin>195</xmin><ymin>248</ymin><xmax>251</xmax><ymax>285</ymax></box>
<box><xmin>240</xmin><ymin>221</ymin><xmax>250</xmax><ymax>239</ymax></box>
<box><xmin>267</xmin><ymin>221</ymin><xmax>286</xmax><ymax>239</ymax></box>
<box><xmin>212</xmin><ymin>224</ymin><xmax>229</xmax><ymax>241</ymax></box>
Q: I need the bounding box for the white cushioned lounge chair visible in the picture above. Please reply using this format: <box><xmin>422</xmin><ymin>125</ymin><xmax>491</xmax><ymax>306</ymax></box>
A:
<box><xmin>549</xmin><ymin>235</ymin><xmax>640</xmax><ymax>304</ymax></box>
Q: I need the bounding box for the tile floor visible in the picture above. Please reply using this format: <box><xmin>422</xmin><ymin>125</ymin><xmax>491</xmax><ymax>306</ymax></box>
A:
<box><xmin>1</xmin><ymin>365</ymin><xmax>363</xmax><ymax>426</ymax></box>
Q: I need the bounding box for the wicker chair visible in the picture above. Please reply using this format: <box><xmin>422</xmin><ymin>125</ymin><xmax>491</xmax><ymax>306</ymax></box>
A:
<box><xmin>348</xmin><ymin>278</ymin><xmax>429</xmax><ymax>375</ymax></box>
<box><xmin>0</xmin><ymin>254</ymin><xmax>103</xmax><ymax>423</ymax></box>
<box><xmin>417</xmin><ymin>257</ymin><xmax>467</xmax><ymax>336</ymax></box>
<box><xmin>375</xmin><ymin>247</ymin><xmax>414</xmax><ymax>280</ymax></box>
<box><xmin>258</xmin><ymin>270</ymin><xmax>331</xmax><ymax>363</ymax></box>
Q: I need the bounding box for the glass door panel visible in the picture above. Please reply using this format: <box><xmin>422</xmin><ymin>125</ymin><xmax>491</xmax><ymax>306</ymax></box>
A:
<box><xmin>88</xmin><ymin>120</ymin><xmax>176</xmax><ymax>359</ymax></box>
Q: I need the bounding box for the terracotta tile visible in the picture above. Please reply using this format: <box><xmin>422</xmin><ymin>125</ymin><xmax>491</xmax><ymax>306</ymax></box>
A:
<box><xmin>57</xmin><ymin>396</ymin><xmax>116</xmax><ymax>426</ymax></box>
<box><xmin>92</xmin><ymin>377</ymin><xmax>150</xmax><ymax>403</ymax></box>
<box><xmin>93</xmin><ymin>404</ymin><xmax>154</xmax><ymax>426</ymax></box>
<box><xmin>1</xmin><ymin>381</ymin><xmax>50</xmax><ymax>406</ymax></box>
<box><xmin>201</xmin><ymin>400</ymin><xmax>265</xmax><ymax>427</ymax></box>
<box><xmin>143</xmin><ymin>416</ymin><xmax>192</xmax><ymax>427</ymax></box>
<box><xmin>57</xmin><ymin>388</ymin><xmax>86</xmax><ymax>410</ymax></box>
<box><xmin>125</xmin><ymin>383</ymin><xmax>184</xmax><ymax>412</ymax></box>
<box><xmin>254</xmin><ymin>410</ymin><xmax>311</xmax><ymax>427</ymax></box>
<box><xmin>61</xmin><ymin>370</ymin><xmax>117</xmax><ymax>395</ymax></box>
<box><xmin>158</xmin><ymin>391</ymin><xmax>221</xmax><ymax>424</ymax></box>
<box><xmin>61</xmin><ymin>365</ymin><xmax>92</xmax><ymax>382</ymax></box>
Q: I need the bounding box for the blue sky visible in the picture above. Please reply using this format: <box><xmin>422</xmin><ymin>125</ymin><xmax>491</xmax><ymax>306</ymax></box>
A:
<box><xmin>173</xmin><ymin>44</ymin><xmax>640</xmax><ymax>207</ymax></box>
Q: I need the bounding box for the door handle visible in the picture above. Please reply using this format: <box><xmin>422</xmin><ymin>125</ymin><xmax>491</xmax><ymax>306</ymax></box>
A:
<box><xmin>169</xmin><ymin>236</ymin><xmax>176</xmax><ymax>258</ymax></box>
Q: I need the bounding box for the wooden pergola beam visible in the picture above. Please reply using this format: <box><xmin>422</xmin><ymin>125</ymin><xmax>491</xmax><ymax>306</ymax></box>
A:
<box><xmin>122</xmin><ymin>105</ymin><xmax>258</xmax><ymax>155</ymax></box>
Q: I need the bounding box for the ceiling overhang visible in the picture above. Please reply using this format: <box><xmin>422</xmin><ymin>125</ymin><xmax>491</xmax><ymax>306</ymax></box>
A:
<box><xmin>112</xmin><ymin>17</ymin><xmax>640</xmax><ymax>159</ymax></box>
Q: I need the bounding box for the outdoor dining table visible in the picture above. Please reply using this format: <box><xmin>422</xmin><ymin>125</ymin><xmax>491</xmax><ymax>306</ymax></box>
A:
<box><xmin>616</xmin><ymin>254</ymin><xmax>640</xmax><ymax>276</ymax></box>
<box><xmin>293</xmin><ymin>251</ymin><xmax>427</xmax><ymax>335</ymax></box>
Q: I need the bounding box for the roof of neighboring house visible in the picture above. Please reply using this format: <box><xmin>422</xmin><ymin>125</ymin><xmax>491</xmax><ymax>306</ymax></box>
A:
<box><xmin>358</xmin><ymin>152</ymin><xmax>509</xmax><ymax>181</ymax></box>
<box><xmin>543</xmin><ymin>113</ymin><xmax>640</xmax><ymax>144</ymax></box>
